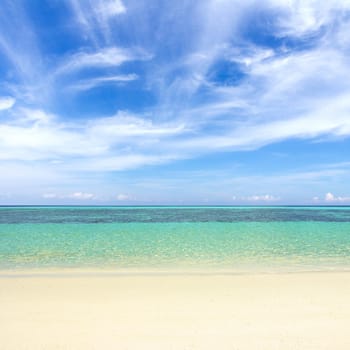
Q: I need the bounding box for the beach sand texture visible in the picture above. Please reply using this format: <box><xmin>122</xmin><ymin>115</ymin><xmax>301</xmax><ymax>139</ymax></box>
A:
<box><xmin>1</xmin><ymin>272</ymin><xmax>350</xmax><ymax>349</ymax></box>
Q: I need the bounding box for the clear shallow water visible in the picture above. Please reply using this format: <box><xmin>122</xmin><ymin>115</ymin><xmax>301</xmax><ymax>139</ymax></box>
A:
<box><xmin>0</xmin><ymin>206</ymin><xmax>349</xmax><ymax>272</ymax></box>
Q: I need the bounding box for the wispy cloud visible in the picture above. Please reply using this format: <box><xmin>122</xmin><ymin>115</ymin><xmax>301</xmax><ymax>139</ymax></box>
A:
<box><xmin>66</xmin><ymin>0</ymin><xmax>126</xmax><ymax>45</ymax></box>
<box><xmin>56</xmin><ymin>47</ymin><xmax>149</xmax><ymax>75</ymax></box>
<box><xmin>135</xmin><ymin>1</ymin><xmax>350</xmax><ymax>161</ymax></box>
<box><xmin>0</xmin><ymin>1</ymin><xmax>52</xmax><ymax>107</ymax></box>
<box><xmin>0</xmin><ymin>108</ymin><xmax>185</xmax><ymax>165</ymax></box>
<box><xmin>69</xmin><ymin>74</ymin><xmax>138</xmax><ymax>91</ymax></box>
<box><xmin>0</xmin><ymin>1</ymin><xmax>42</xmax><ymax>79</ymax></box>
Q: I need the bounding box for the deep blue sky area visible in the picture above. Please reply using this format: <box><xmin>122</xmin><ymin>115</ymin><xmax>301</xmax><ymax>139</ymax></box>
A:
<box><xmin>0</xmin><ymin>0</ymin><xmax>350</xmax><ymax>205</ymax></box>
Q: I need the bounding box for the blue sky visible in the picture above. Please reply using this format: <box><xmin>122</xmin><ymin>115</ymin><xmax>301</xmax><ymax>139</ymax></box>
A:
<box><xmin>1</xmin><ymin>0</ymin><xmax>350</xmax><ymax>205</ymax></box>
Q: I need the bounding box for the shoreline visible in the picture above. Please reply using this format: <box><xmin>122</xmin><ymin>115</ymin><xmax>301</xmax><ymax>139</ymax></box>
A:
<box><xmin>1</xmin><ymin>265</ymin><xmax>350</xmax><ymax>277</ymax></box>
<box><xmin>1</xmin><ymin>271</ymin><xmax>350</xmax><ymax>349</ymax></box>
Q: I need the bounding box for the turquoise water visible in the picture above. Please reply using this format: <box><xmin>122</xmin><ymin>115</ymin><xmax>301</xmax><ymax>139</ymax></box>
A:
<box><xmin>0</xmin><ymin>206</ymin><xmax>350</xmax><ymax>272</ymax></box>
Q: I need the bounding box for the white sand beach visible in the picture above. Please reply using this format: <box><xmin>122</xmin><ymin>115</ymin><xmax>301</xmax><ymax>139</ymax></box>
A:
<box><xmin>1</xmin><ymin>271</ymin><xmax>350</xmax><ymax>350</ymax></box>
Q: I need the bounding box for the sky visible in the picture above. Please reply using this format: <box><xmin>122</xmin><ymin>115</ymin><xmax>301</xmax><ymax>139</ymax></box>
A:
<box><xmin>1</xmin><ymin>0</ymin><xmax>350</xmax><ymax>205</ymax></box>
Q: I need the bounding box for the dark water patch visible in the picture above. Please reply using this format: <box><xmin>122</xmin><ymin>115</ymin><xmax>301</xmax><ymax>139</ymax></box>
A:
<box><xmin>1</xmin><ymin>206</ymin><xmax>350</xmax><ymax>224</ymax></box>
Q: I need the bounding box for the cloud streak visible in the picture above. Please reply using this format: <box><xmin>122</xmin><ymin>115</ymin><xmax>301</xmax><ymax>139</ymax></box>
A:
<box><xmin>69</xmin><ymin>74</ymin><xmax>138</xmax><ymax>91</ymax></box>
<box><xmin>56</xmin><ymin>47</ymin><xmax>149</xmax><ymax>75</ymax></box>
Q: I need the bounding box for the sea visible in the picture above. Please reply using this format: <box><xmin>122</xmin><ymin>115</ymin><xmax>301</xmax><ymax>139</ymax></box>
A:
<box><xmin>0</xmin><ymin>206</ymin><xmax>349</xmax><ymax>272</ymax></box>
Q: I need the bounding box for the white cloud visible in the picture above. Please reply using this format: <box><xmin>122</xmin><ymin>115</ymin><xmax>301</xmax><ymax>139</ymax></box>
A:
<box><xmin>269</xmin><ymin>0</ymin><xmax>350</xmax><ymax>37</ymax></box>
<box><xmin>19</xmin><ymin>108</ymin><xmax>54</xmax><ymax>124</ymax></box>
<box><xmin>68</xmin><ymin>192</ymin><xmax>95</xmax><ymax>200</ymax></box>
<box><xmin>0</xmin><ymin>120</ymin><xmax>99</xmax><ymax>161</ymax></box>
<box><xmin>232</xmin><ymin>194</ymin><xmax>280</xmax><ymax>202</ymax></box>
<box><xmin>117</xmin><ymin>193</ymin><xmax>131</xmax><ymax>201</ymax></box>
<box><xmin>0</xmin><ymin>108</ymin><xmax>185</xmax><ymax>169</ymax></box>
<box><xmin>42</xmin><ymin>192</ymin><xmax>95</xmax><ymax>200</ymax></box>
<box><xmin>97</xmin><ymin>0</ymin><xmax>126</xmax><ymax>17</ymax></box>
<box><xmin>246</xmin><ymin>194</ymin><xmax>280</xmax><ymax>202</ymax></box>
<box><xmin>0</xmin><ymin>97</ymin><xmax>15</xmax><ymax>110</ymax></box>
<box><xmin>324</xmin><ymin>192</ymin><xmax>350</xmax><ymax>202</ymax></box>
<box><xmin>88</xmin><ymin>112</ymin><xmax>186</xmax><ymax>138</ymax></box>
<box><xmin>325</xmin><ymin>192</ymin><xmax>335</xmax><ymax>201</ymax></box>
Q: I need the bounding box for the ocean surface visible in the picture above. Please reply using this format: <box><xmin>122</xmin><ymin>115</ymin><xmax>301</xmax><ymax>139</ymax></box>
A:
<box><xmin>0</xmin><ymin>206</ymin><xmax>350</xmax><ymax>272</ymax></box>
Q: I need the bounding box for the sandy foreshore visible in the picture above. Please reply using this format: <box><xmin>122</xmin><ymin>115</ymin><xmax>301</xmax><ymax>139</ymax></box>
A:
<box><xmin>1</xmin><ymin>271</ymin><xmax>350</xmax><ymax>349</ymax></box>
